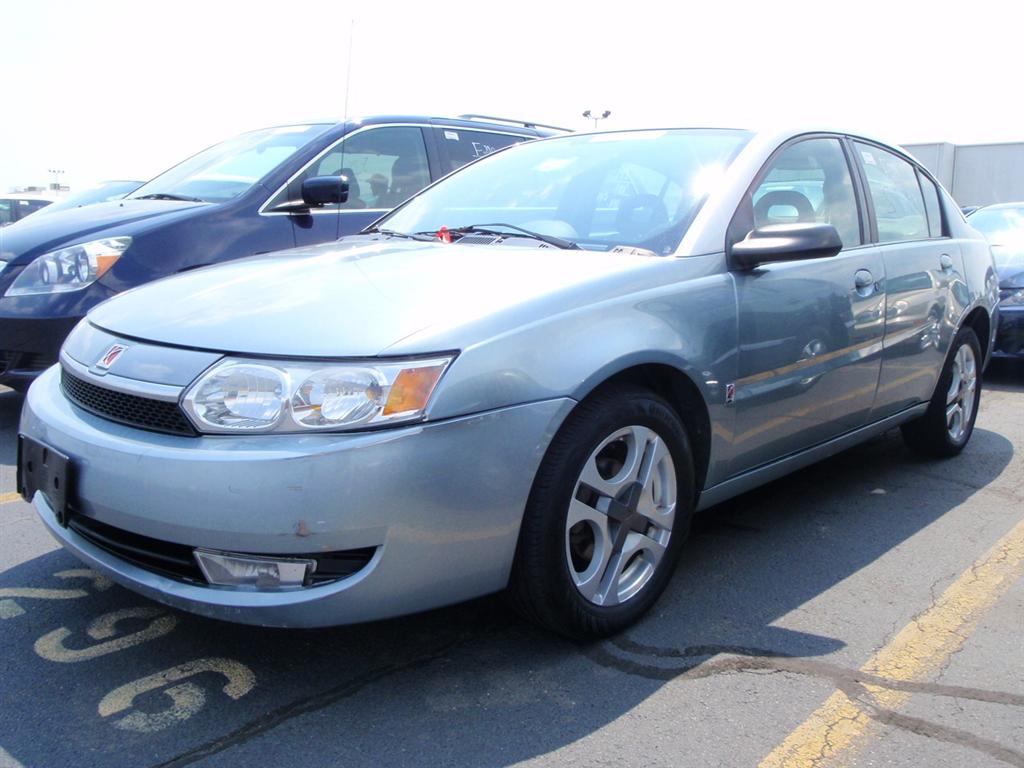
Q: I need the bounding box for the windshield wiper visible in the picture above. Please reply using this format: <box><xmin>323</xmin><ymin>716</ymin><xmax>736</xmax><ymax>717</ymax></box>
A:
<box><xmin>445</xmin><ymin>223</ymin><xmax>580</xmax><ymax>250</ymax></box>
<box><xmin>368</xmin><ymin>227</ymin><xmax>436</xmax><ymax>241</ymax></box>
<box><xmin>134</xmin><ymin>193</ymin><xmax>206</xmax><ymax>203</ymax></box>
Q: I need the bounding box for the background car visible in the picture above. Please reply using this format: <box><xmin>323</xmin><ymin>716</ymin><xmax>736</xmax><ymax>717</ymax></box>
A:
<box><xmin>0</xmin><ymin>114</ymin><xmax>566</xmax><ymax>390</ymax></box>
<box><xmin>966</xmin><ymin>202</ymin><xmax>1024</xmax><ymax>357</ymax></box>
<box><xmin>0</xmin><ymin>194</ymin><xmax>51</xmax><ymax>226</ymax></box>
<box><xmin>33</xmin><ymin>180</ymin><xmax>144</xmax><ymax>216</ymax></box>
<box><xmin>18</xmin><ymin>127</ymin><xmax>997</xmax><ymax>639</ymax></box>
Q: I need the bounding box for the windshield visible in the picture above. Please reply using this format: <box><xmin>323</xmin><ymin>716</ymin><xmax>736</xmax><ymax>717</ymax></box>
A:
<box><xmin>39</xmin><ymin>181</ymin><xmax>143</xmax><ymax>215</ymax></box>
<box><xmin>129</xmin><ymin>124</ymin><xmax>331</xmax><ymax>204</ymax></box>
<box><xmin>379</xmin><ymin>129</ymin><xmax>753</xmax><ymax>255</ymax></box>
<box><xmin>969</xmin><ymin>205</ymin><xmax>1024</xmax><ymax>269</ymax></box>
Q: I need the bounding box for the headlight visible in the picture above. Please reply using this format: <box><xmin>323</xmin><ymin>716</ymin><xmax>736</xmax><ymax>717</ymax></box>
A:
<box><xmin>4</xmin><ymin>237</ymin><xmax>131</xmax><ymax>297</ymax></box>
<box><xmin>181</xmin><ymin>356</ymin><xmax>454</xmax><ymax>433</ymax></box>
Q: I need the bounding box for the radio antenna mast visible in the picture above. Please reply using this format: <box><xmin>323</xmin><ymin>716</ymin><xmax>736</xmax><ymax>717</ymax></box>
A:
<box><xmin>337</xmin><ymin>18</ymin><xmax>355</xmax><ymax>239</ymax></box>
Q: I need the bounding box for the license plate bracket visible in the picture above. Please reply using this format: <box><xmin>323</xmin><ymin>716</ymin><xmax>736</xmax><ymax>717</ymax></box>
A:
<box><xmin>17</xmin><ymin>435</ymin><xmax>72</xmax><ymax>526</ymax></box>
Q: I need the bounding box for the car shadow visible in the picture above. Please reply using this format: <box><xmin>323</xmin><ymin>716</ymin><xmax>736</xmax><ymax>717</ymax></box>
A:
<box><xmin>0</xmin><ymin>423</ymin><xmax>1013</xmax><ymax>768</ymax></box>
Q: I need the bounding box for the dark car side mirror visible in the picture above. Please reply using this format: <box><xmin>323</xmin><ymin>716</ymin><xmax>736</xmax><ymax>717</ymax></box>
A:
<box><xmin>729</xmin><ymin>223</ymin><xmax>843</xmax><ymax>270</ymax></box>
<box><xmin>302</xmin><ymin>176</ymin><xmax>350</xmax><ymax>207</ymax></box>
<box><xmin>267</xmin><ymin>176</ymin><xmax>351</xmax><ymax>214</ymax></box>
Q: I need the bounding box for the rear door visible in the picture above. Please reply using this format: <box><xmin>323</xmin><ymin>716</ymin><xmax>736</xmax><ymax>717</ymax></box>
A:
<box><xmin>730</xmin><ymin>136</ymin><xmax>887</xmax><ymax>474</ymax></box>
<box><xmin>851</xmin><ymin>141</ymin><xmax>961</xmax><ymax>418</ymax></box>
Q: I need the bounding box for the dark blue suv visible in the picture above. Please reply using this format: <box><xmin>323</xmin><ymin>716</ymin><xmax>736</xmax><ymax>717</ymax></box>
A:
<box><xmin>0</xmin><ymin>115</ymin><xmax>565</xmax><ymax>389</ymax></box>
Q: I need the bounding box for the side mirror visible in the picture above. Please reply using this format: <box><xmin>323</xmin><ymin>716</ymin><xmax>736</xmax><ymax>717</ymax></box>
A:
<box><xmin>302</xmin><ymin>175</ymin><xmax>350</xmax><ymax>207</ymax></box>
<box><xmin>729</xmin><ymin>223</ymin><xmax>843</xmax><ymax>270</ymax></box>
<box><xmin>267</xmin><ymin>176</ymin><xmax>351</xmax><ymax>214</ymax></box>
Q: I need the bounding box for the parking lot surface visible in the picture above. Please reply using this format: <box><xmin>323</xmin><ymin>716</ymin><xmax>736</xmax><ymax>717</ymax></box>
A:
<box><xmin>1</xmin><ymin>362</ymin><xmax>1022</xmax><ymax>768</ymax></box>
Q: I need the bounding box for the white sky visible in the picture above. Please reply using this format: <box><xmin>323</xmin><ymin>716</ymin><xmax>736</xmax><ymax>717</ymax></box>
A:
<box><xmin>2</xmin><ymin>0</ymin><xmax>1019</xmax><ymax>194</ymax></box>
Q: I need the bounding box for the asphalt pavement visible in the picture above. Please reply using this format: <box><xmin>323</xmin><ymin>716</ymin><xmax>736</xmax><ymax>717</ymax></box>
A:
<box><xmin>1</xmin><ymin>361</ymin><xmax>1022</xmax><ymax>768</ymax></box>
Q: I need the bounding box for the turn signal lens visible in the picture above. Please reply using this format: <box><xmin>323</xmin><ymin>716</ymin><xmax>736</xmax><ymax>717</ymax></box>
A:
<box><xmin>383</xmin><ymin>364</ymin><xmax>447</xmax><ymax>417</ymax></box>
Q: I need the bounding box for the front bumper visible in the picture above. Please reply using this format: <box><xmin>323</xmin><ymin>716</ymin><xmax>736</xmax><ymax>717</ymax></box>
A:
<box><xmin>22</xmin><ymin>365</ymin><xmax>574</xmax><ymax>627</ymax></box>
<box><xmin>993</xmin><ymin>304</ymin><xmax>1024</xmax><ymax>357</ymax></box>
<box><xmin>0</xmin><ymin>315</ymin><xmax>81</xmax><ymax>387</ymax></box>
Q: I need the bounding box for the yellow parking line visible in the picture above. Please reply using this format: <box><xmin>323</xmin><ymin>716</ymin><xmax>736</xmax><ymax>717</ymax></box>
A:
<box><xmin>759</xmin><ymin>515</ymin><xmax>1024</xmax><ymax>768</ymax></box>
<box><xmin>0</xmin><ymin>492</ymin><xmax>23</xmax><ymax>505</ymax></box>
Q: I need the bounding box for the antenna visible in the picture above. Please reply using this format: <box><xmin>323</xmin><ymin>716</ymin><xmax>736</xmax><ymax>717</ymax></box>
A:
<box><xmin>337</xmin><ymin>18</ymin><xmax>355</xmax><ymax>239</ymax></box>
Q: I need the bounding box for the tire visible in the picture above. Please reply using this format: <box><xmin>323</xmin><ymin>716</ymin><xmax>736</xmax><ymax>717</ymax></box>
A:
<box><xmin>901</xmin><ymin>326</ymin><xmax>982</xmax><ymax>458</ymax></box>
<box><xmin>508</xmin><ymin>384</ymin><xmax>695</xmax><ymax>639</ymax></box>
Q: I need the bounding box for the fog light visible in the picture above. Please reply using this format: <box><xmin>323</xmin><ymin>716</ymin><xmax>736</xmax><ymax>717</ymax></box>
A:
<box><xmin>194</xmin><ymin>549</ymin><xmax>315</xmax><ymax>589</ymax></box>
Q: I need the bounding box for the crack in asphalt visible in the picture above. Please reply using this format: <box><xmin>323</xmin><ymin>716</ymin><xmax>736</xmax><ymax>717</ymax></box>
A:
<box><xmin>843</xmin><ymin>679</ymin><xmax>1024</xmax><ymax>767</ymax></box>
<box><xmin>147</xmin><ymin>630</ymin><xmax>482</xmax><ymax>768</ymax></box>
<box><xmin>589</xmin><ymin>637</ymin><xmax>1024</xmax><ymax>766</ymax></box>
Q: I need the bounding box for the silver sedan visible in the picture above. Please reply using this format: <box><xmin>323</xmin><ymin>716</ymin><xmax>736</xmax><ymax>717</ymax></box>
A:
<box><xmin>18</xmin><ymin>127</ymin><xmax>999</xmax><ymax>638</ymax></box>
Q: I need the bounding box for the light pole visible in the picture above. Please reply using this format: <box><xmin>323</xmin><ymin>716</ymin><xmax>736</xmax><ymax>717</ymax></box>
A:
<box><xmin>582</xmin><ymin>110</ymin><xmax>611</xmax><ymax>130</ymax></box>
<box><xmin>47</xmin><ymin>168</ymin><xmax>65</xmax><ymax>192</ymax></box>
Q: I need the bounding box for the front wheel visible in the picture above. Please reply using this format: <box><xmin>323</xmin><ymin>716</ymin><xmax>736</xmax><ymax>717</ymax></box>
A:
<box><xmin>509</xmin><ymin>385</ymin><xmax>695</xmax><ymax>639</ymax></box>
<box><xmin>901</xmin><ymin>326</ymin><xmax>982</xmax><ymax>458</ymax></box>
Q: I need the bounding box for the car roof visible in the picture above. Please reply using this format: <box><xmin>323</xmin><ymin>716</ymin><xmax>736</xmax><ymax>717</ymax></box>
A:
<box><xmin>248</xmin><ymin>115</ymin><xmax>570</xmax><ymax>138</ymax></box>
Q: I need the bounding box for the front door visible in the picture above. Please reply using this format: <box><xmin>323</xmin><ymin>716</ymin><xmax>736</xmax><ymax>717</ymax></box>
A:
<box><xmin>271</xmin><ymin>126</ymin><xmax>433</xmax><ymax>245</ymax></box>
<box><xmin>730</xmin><ymin>136</ymin><xmax>886</xmax><ymax>474</ymax></box>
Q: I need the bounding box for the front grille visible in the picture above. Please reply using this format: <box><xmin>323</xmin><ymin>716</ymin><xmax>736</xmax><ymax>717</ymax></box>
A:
<box><xmin>67</xmin><ymin>510</ymin><xmax>377</xmax><ymax>585</ymax></box>
<box><xmin>61</xmin><ymin>368</ymin><xmax>197</xmax><ymax>436</ymax></box>
<box><xmin>69</xmin><ymin>512</ymin><xmax>204</xmax><ymax>583</ymax></box>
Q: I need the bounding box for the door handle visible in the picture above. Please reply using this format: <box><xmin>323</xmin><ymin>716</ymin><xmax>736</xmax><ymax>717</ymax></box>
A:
<box><xmin>940</xmin><ymin>254</ymin><xmax>954</xmax><ymax>271</ymax></box>
<box><xmin>854</xmin><ymin>269</ymin><xmax>875</xmax><ymax>296</ymax></box>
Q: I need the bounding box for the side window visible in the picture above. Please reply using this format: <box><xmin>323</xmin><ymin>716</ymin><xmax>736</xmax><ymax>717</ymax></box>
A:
<box><xmin>279</xmin><ymin>126</ymin><xmax>430</xmax><ymax>211</ymax></box>
<box><xmin>918</xmin><ymin>172</ymin><xmax>943</xmax><ymax>238</ymax></box>
<box><xmin>438</xmin><ymin>129</ymin><xmax>524</xmax><ymax>174</ymax></box>
<box><xmin>854</xmin><ymin>142</ymin><xmax>929</xmax><ymax>243</ymax></box>
<box><xmin>751</xmin><ymin>137</ymin><xmax>862</xmax><ymax>247</ymax></box>
<box><xmin>0</xmin><ymin>200</ymin><xmax>12</xmax><ymax>225</ymax></box>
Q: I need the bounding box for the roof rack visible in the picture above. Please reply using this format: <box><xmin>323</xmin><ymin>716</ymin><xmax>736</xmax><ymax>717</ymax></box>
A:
<box><xmin>457</xmin><ymin>114</ymin><xmax>573</xmax><ymax>133</ymax></box>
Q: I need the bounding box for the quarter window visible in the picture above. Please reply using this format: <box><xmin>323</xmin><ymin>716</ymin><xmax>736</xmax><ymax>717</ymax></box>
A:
<box><xmin>855</xmin><ymin>142</ymin><xmax>930</xmax><ymax>243</ymax></box>
<box><xmin>751</xmin><ymin>138</ymin><xmax>863</xmax><ymax>247</ymax></box>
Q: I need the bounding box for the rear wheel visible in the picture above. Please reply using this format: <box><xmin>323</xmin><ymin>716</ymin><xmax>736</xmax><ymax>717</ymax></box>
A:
<box><xmin>509</xmin><ymin>385</ymin><xmax>695</xmax><ymax>639</ymax></box>
<box><xmin>901</xmin><ymin>326</ymin><xmax>982</xmax><ymax>458</ymax></box>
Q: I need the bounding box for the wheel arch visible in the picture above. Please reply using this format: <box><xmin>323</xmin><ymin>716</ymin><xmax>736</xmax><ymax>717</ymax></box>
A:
<box><xmin>960</xmin><ymin>305</ymin><xmax>992</xmax><ymax>366</ymax></box>
<box><xmin>574</xmin><ymin>361</ymin><xmax>713</xmax><ymax>498</ymax></box>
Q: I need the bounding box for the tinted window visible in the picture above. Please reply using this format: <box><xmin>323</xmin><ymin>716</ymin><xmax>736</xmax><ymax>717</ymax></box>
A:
<box><xmin>918</xmin><ymin>172</ymin><xmax>943</xmax><ymax>238</ymax></box>
<box><xmin>0</xmin><ymin>200</ymin><xmax>13</xmax><ymax>225</ymax></box>
<box><xmin>280</xmin><ymin>126</ymin><xmax>430</xmax><ymax>210</ymax></box>
<box><xmin>22</xmin><ymin>200</ymin><xmax>51</xmax><ymax>215</ymax></box>
<box><xmin>752</xmin><ymin>138</ymin><xmax>862</xmax><ymax>247</ymax></box>
<box><xmin>438</xmin><ymin>129</ymin><xmax>524</xmax><ymax>174</ymax></box>
<box><xmin>855</xmin><ymin>142</ymin><xmax>929</xmax><ymax>243</ymax></box>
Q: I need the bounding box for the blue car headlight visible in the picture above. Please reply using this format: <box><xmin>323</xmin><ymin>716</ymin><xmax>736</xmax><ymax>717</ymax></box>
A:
<box><xmin>181</xmin><ymin>356</ymin><xmax>454</xmax><ymax>434</ymax></box>
<box><xmin>4</xmin><ymin>237</ymin><xmax>132</xmax><ymax>296</ymax></box>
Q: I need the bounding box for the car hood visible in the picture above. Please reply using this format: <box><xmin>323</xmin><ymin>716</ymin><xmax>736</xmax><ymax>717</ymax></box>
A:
<box><xmin>0</xmin><ymin>199</ymin><xmax>209</xmax><ymax>263</ymax></box>
<box><xmin>88</xmin><ymin>238</ymin><xmax>664</xmax><ymax>357</ymax></box>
